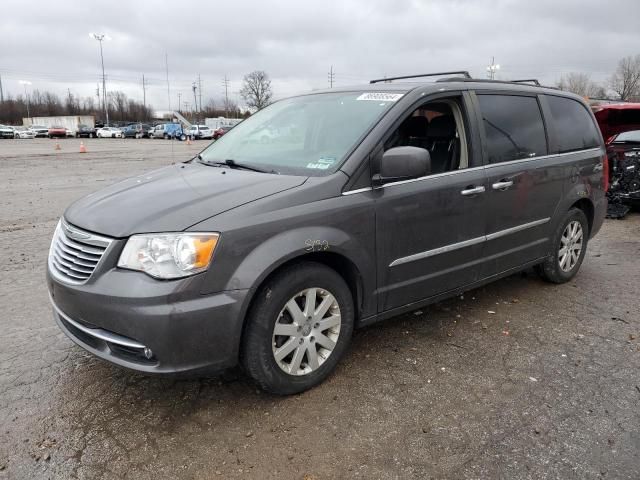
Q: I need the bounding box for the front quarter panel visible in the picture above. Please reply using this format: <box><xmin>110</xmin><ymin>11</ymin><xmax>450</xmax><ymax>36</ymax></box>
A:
<box><xmin>191</xmin><ymin>178</ymin><xmax>377</xmax><ymax>318</ymax></box>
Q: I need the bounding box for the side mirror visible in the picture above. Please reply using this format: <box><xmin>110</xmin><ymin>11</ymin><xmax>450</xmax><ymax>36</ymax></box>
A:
<box><xmin>373</xmin><ymin>146</ymin><xmax>431</xmax><ymax>186</ymax></box>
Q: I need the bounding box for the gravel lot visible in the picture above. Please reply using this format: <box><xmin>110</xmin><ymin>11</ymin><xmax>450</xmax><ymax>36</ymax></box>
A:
<box><xmin>1</xmin><ymin>138</ymin><xmax>639</xmax><ymax>479</ymax></box>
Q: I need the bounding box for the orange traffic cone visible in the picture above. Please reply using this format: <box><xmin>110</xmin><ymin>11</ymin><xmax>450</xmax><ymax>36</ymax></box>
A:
<box><xmin>79</xmin><ymin>142</ymin><xmax>87</xmax><ymax>153</ymax></box>
<box><xmin>186</xmin><ymin>136</ymin><xmax>192</xmax><ymax>145</ymax></box>
<box><xmin>55</xmin><ymin>142</ymin><xmax>61</xmax><ymax>151</ymax></box>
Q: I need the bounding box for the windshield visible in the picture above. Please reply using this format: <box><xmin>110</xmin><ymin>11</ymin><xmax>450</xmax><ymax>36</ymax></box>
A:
<box><xmin>198</xmin><ymin>92</ymin><xmax>401</xmax><ymax>175</ymax></box>
<box><xmin>613</xmin><ymin>130</ymin><xmax>640</xmax><ymax>143</ymax></box>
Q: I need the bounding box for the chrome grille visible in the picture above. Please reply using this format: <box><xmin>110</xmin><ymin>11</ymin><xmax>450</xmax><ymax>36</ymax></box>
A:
<box><xmin>48</xmin><ymin>220</ymin><xmax>113</xmax><ymax>284</ymax></box>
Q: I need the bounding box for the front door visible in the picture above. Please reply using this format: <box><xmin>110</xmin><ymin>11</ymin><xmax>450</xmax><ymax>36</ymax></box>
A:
<box><xmin>375</xmin><ymin>94</ymin><xmax>489</xmax><ymax>312</ymax></box>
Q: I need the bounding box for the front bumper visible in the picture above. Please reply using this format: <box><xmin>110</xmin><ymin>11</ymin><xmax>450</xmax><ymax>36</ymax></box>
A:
<box><xmin>47</xmin><ymin>265</ymin><xmax>249</xmax><ymax>374</ymax></box>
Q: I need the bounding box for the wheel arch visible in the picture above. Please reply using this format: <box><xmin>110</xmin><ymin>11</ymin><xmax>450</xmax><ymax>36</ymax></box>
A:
<box><xmin>569</xmin><ymin>198</ymin><xmax>594</xmax><ymax>235</ymax></box>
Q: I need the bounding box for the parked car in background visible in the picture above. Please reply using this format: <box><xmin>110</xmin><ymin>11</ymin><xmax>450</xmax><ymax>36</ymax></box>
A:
<box><xmin>47</xmin><ymin>75</ymin><xmax>607</xmax><ymax>394</ymax></box>
<box><xmin>96</xmin><ymin>127</ymin><xmax>123</xmax><ymax>138</ymax></box>
<box><xmin>0</xmin><ymin>125</ymin><xmax>16</xmax><ymax>138</ymax></box>
<box><xmin>150</xmin><ymin>123</ymin><xmax>186</xmax><ymax>140</ymax></box>
<box><xmin>187</xmin><ymin>125</ymin><xmax>214</xmax><ymax>140</ymax></box>
<box><xmin>76</xmin><ymin>125</ymin><xmax>96</xmax><ymax>138</ymax></box>
<box><xmin>30</xmin><ymin>125</ymin><xmax>49</xmax><ymax>138</ymax></box>
<box><xmin>65</xmin><ymin>128</ymin><xmax>75</xmax><ymax>137</ymax></box>
<box><xmin>48</xmin><ymin>126</ymin><xmax>67</xmax><ymax>138</ymax></box>
<box><xmin>122</xmin><ymin>123</ymin><xmax>152</xmax><ymax>139</ymax></box>
<box><xmin>14</xmin><ymin>127</ymin><xmax>35</xmax><ymax>139</ymax></box>
<box><xmin>213</xmin><ymin>125</ymin><xmax>234</xmax><ymax>140</ymax></box>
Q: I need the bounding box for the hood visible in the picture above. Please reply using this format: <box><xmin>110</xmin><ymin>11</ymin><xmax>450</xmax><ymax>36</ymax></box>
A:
<box><xmin>64</xmin><ymin>162</ymin><xmax>307</xmax><ymax>237</ymax></box>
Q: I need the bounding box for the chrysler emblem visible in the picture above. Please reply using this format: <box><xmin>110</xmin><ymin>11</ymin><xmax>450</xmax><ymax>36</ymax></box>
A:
<box><xmin>64</xmin><ymin>223</ymin><xmax>91</xmax><ymax>240</ymax></box>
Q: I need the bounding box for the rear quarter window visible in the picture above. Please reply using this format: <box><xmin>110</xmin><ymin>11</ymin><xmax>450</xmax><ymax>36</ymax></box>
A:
<box><xmin>544</xmin><ymin>95</ymin><xmax>601</xmax><ymax>153</ymax></box>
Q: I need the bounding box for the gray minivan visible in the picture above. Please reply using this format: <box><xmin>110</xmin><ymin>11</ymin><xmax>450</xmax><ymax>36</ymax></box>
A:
<box><xmin>47</xmin><ymin>72</ymin><xmax>607</xmax><ymax>394</ymax></box>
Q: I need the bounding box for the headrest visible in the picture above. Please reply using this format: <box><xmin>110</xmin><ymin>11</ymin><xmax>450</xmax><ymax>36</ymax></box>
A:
<box><xmin>427</xmin><ymin>115</ymin><xmax>455</xmax><ymax>137</ymax></box>
<box><xmin>401</xmin><ymin>116</ymin><xmax>428</xmax><ymax>138</ymax></box>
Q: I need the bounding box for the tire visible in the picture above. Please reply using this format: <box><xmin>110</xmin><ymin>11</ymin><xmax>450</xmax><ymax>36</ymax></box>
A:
<box><xmin>536</xmin><ymin>208</ymin><xmax>589</xmax><ymax>284</ymax></box>
<box><xmin>163</xmin><ymin>133</ymin><xmax>169</xmax><ymax>140</ymax></box>
<box><xmin>180</xmin><ymin>134</ymin><xmax>186</xmax><ymax>141</ymax></box>
<box><xmin>241</xmin><ymin>262</ymin><xmax>354</xmax><ymax>395</ymax></box>
<box><xmin>135</xmin><ymin>133</ymin><xmax>141</xmax><ymax>139</ymax></box>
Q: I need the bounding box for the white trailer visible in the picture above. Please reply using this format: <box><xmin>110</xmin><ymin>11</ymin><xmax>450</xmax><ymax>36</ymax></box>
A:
<box><xmin>23</xmin><ymin>115</ymin><xmax>95</xmax><ymax>135</ymax></box>
<box><xmin>205</xmin><ymin>117</ymin><xmax>243</xmax><ymax>130</ymax></box>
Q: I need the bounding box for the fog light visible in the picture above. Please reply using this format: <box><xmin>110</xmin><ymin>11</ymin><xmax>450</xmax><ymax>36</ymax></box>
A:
<box><xmin>143</xmin><ymin>347</ymin><xmax>153</xmax><ymax>359</ymax></box>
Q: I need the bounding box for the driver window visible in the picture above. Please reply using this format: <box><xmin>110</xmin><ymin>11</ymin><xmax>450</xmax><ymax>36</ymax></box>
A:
<box><xmin>384</xmin><ymin>98</ymin><xmax>469</xmax><ymax>174</ymax></box>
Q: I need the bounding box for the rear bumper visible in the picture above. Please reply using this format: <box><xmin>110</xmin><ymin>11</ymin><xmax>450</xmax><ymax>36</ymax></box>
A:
<box><xmin>47</xmin><ymin>267</ymin><xmax>249</xmax><ymax>374</ymax></box>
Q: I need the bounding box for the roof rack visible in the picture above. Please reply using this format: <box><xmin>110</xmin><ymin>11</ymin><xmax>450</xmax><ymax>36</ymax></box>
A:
<box><xmin>511</xmin><ymin>79</ymin><xmax>541</xmax><ymax>86</ymax></box>
<box><xmin>369</xmin><ymin>71</ymin><xmax>471</xmax><ymax>84</ymax></box>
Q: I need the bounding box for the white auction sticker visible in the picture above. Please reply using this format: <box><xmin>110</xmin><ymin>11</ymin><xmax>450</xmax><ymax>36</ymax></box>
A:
<box><xmin>356</xmin><ymin>93</ymin><xmax>404</xmax><ymax>102</ymax></box>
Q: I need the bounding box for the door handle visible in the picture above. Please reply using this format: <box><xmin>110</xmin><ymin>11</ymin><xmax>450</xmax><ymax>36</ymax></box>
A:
<box><xmin>492</xmin><ymin>180</ymin><xmax>514</xmax><ymax>190</ymax></box>
<box><xmin>460</xmin><ymin>186</ymin><xmax>486</xmax><ymax>196</ymax></box>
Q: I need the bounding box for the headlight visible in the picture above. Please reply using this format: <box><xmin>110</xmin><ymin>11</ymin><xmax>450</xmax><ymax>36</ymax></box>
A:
<box><xmin>118</xmin><ymin>233</ymin><xmax>220</xmax><ymax>279</ymax></box>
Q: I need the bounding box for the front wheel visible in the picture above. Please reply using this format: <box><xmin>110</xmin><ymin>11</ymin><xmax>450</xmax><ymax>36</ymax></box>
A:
<box><xmin>536</xmin><ymin>208</ymin><xmax>589</xmax><ymax>284</ymax></box>
<box><xmin>242</xmin><ymin>262</ymin><xmax>354</xmax><ymax>395</ymax></box>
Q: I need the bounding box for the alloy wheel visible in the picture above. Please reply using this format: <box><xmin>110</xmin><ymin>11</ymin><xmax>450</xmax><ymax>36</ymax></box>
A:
<box><xmin>272</xmin><ymin>288</ymin><xmax>341</xmax><ymax>376</ymax></box>
<box><xmin>558</xmin><ymin>220</ymin><xmax>583</xmax><ymax>272</ymax></box>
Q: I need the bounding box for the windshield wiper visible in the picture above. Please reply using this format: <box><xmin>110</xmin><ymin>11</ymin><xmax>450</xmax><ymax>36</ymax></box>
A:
<box><xmin>223</xmin><ymin>159</ymin><xmax>274</xmax><ymax>173</ymax></box>
<box><xmin>197</xmin><ymin>156</ymin><xmax>277</xmax><ymax>174</ymax></box>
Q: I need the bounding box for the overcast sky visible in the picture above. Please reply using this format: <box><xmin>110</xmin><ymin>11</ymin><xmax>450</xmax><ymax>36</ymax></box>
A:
<box><xmin>1</xmin><ymin>0</ymin><xmax>638</xmax><ymax>111</ymax></box>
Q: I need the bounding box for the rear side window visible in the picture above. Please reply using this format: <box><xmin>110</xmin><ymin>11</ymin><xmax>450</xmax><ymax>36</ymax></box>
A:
<box><xmin>477</xmin><ymin>94</ymin><xmax>547</xmax><ymax>164</ymax></box>
<box><xmin>545</xmin><ymin>95</ymin><xmax>600</xmax><ymax>153</ymax></box>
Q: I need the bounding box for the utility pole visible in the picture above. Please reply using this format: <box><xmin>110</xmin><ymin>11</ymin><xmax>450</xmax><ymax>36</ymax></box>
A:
<box><xmin>177</xmin><ymin>93</ymin><xmax>182</xmax><ymax>113</ymax></box>
<box><xmin>165</xmin><ymin>52</ymin><xmax>171</xmax><ymax>112</ymax></box>
<box><xmin>89</xmin><ymin>33</ymin><xmax>109</xmax><ymax>125</ymax></box>
<box><xmin>486</xmin><ymin>56</ymin><xmax>500</xmax><ymax>80</ymax></box>
<box><xmin>192</xmin><ymin>81</ymin><xmax>198</xmax><ymax>119</ymax></box>
<box><xmin>222</xmin><ymin>75</ymin><xmax>230</xmax><ymax>116</ymax></box>
<box><xmin>0</xmin><ymin>74</ymin><xmax>4</xmax><ymax>103</ymax></box>
<box><xmin>328</xmin><ymin>65</ymin><xmax>335</xmax><ymax>88</ymax></box>
<box><xmin>197</xmin><ymin>74</ymin><xmax>202</xmax><ymax>113</ymax></box>
<box><xmin>96</xmin><ymin>83</ymin><xmax>100</xmax><ymax>110</ymax></box>
<box><xmin>142</xmin><ymin>74</ymin><xmax>146</xmax><ymax>111</ymax></box>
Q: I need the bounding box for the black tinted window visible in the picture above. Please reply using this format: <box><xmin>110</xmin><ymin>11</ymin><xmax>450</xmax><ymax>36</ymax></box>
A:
<box><xmin>545</xmin><ymin>95</ymin><xmax>600</xmax><ymax>153</ymax></box>
<box><xmin>478</xmin><ymin>94</ymin><xmax>547</xmax><ymax>163</ymax></box>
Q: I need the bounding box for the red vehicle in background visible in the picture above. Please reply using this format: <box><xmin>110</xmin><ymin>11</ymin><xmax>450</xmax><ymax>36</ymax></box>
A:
<box><xmin>213</xmin><ymin>125</ymin><xmax>234</xmax><ymax>140</ymax></box>
<box><xmin>592</xmin><ymin>103</ymin><xmax>640</xmax><ymax>143</ymax></box>
<box><xmin>48</xmin><ymin>126</ymin><xmax>67</xmax><ymax>139</ymax></box>
<box><xmin>592</xmin><ymin>103</ymin><xmax>640</xmax><ymax>217</ymax></box>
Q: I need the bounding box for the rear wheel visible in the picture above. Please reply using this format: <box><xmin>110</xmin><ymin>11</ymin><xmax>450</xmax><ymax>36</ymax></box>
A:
<box><xmin>536</xmin><ymin>208</ymin><xmax>589</xmax><ymax>283</ymax></box>
<box><xmin>242</xmin><ymin>262</ymin><xmax>354</xmax><ymax>395</ymax></box>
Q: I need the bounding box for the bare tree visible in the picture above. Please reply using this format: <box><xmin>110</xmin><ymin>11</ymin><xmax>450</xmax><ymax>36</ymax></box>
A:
<box><xmin>240</xmin><ymin>71</ymin><xmax>273</xmax><ymax>110</ymax></box>
<box><xmin>556</xmin><ymin>72</ymin><xmax>602</xmax><ymax>98</ymax></box>
<box><xmin>609</xmin><ymin>55</ymin><xmax>640</xmax><ymax>101</ymax></box>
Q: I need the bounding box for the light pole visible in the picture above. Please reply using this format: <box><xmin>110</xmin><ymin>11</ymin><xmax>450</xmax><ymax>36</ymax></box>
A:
<box><xmin>486</xmin><ymin>57</ymin><xmax>500</xmax><ymax>80</ymax></box>
<box><xmin>89</xmin><ymin>32</ymin><xmax>111</xmax><ymax>125</ymax></box>
<box><xmin>19</xmin><ymin>80</ymin><xmax>32</xmax><ymax>123</ymax></box>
